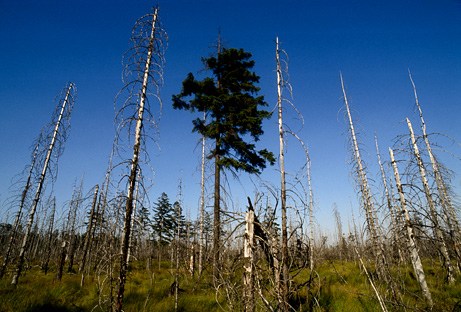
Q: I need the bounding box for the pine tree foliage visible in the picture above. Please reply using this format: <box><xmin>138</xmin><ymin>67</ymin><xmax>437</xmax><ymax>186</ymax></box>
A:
<box><xmin>152</xmin><ymin>192</ymin><xmax>175</xmax><ymax>245</ymax></box>
<box><xmin>172</xmin><ymin>48</ymin><xmax>275</xmax><ymax>173</ymax></box>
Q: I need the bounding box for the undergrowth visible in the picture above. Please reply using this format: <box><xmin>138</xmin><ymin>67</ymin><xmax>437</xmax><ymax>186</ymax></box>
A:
<box><xmin>0</xmin><ymin>260</ymin><xmax>460</xmax><ymax>311</ymax></box>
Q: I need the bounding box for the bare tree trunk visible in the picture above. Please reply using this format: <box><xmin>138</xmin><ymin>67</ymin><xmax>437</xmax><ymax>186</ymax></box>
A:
<box><xmin>0</xmin><ymin>140</ymin><xmax>39</xmax><ymax>278</ymax></box>
<box><xmin>406</xmin><ymin>117</ymin><xmax>455</xmax><ymax>283</ymax></box>
<box><xmin>199</xmin><ymin>113</ymin><xmax>206</xmax><ymax>277</ymax></box>
<box><xmin>67</xmin><ymin>181</ymin><xmax>83</xmax><ymax>274</ymax></box>
<box><xmin>56</xmin><ymin>240</ymin><xmax>68</xmax><ymax>281</ymax></box>
<box><xmin>115</xmin><ymin>9</ymin><xmax>160</xmax><ymax>312</ymax></box>
<box><xmin>353</xmin><ymin>245</ymin><xmax>388</xmax><ymax>312</ymax></box>
<box><xmin>276</xmin><ymin>36</ymin><xmax>289</xmax><ymax>312</ymax></box>
<box><xmin>127</xmin><ymin>177</ymin><xmax>140</xmax><ymax>266</ymax></box>
<box><xmin>243</xmin><ymin>203</ymin><xmax>255</xmax><ymax>312</ymax></box>
<box><xmin>80</xmin><ymin>184</ymin><xmax>99</xmax><ymax>286</ymax></box>
<box><xmin>12</xmin><ymin>83</ymin><xmax>74</xmax><ymax>286</ymax></box>
<box><xmin>213</xmin><ymin>146</ymin><xmax>221</xmax><ymax>284</ymax></box>
<box><xmin>307</xmin><ymin>152</ymin><xmax>315</xmax><ymax>273</ymax></box>
<box><xmin>409</xmin><ymin>73</ymin><xmax>461</xmax><ymax>270</ymax></box>
<box><xmin>41</xmin><ymin>197</ymin><xmax>56</xmax><ymax>275</ymax></box>
<box><xmin>212</xmin><ymin>34</ymin><xmax>223</xmax><ymax>286</ymax></box>
<box><xmin>389</xmin><ymin>147</ymin><xmax>433</xmax><ymax>307</ymax></box>
<box><xmin>340</xmin><ymin>75</ymin><xmax>388</xmax><ymax>280</ymax></box>
<box><xmin>174</xmin><ymin>200</ymin><xmax>181</xmax><ymax>312</ymax></box>
<box><xmin>375</xmin><ymin>135</ymin><xmax>403</xmax><ymax>262</ymax></box>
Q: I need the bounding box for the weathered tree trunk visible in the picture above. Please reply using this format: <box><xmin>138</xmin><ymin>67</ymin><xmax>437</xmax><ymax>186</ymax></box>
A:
<box><xmin>198</xmin><ymin>113</ymin><xmax>206</xmax><ymax>277</ymax></box>
<box><xmin>127</xmin><ymin>178</ymin><xmax>140</xmax><ymax>266</ymax></box>
<box><xmin>12</xmin><ymin>83</ymin><xmax>74</xmax><ymax>285</ymax></box>
<box><xmin>56</xmin><ymin>240</ymin><xmax>68</xmax><ymax>281</ymax></box>
<box><xmin>307</xmin><ymin>151</ymin><xmax>315</xmax><ymax>273</ymax></box>
<box><xmin>115</xmin><ymin>9</ymin><xmax>160</xmax><ymax>312</ymax></box>
<box><xmin>67</xmin><ymin>181</ymin><xmax>82</xmax><ymax>274</ymax></box>
<box><xmin>41</xmin><ymin>197</ymin><xmax>56</xmax><ymax>275</ymax></box>
<box><xmin>79</xmin><ymin>185</ymin><xmax>99</xmax><ymax>286</ymax></box>
<box><xmin>406</xmin><ymin>117</ymin><xmax>455</xmax><ymax>283</ymax></box>
<box><xmin>389</xmin><ymin>147</ymin><xmax>433</xmax><ymax>307</ymax></box>
<box><xmin>212</xmin><ymin>35</ymin><xmax>223</xmax><ymax>286</ymax></box>
<box><xmin>174</xmin><ymin>199</ymin><xmax>181</xmax><ymax>312</ymax></box>
<box><xmin>409</xmin><ymin>73</ymin><xmax>461</xmax><ymax>270</ymax></box>
<box><xmin>375</xmin><ymin>136</ymin><xmax>403</xmax><ymax>262</ymax></box>
<box><xmin>340</xmin><ymin>75</ymin><xmax>389</xmax><ymax>280</ymax></box>
<box><xmin>354</xmin><ymin>245</ymin><xmax>388</xmax><ymax>312</ymax></box>
<box><xmin>276</xmin><ymin>36</ymin><xmax>289</xmax><ymax>312</ymax></box>
<box><xmin>0</xmin><ymin>141</ymin><xmax>39</xmax><ymax>278</ymax></box>
<box><xmin>243</xmin><ymin>204</ymin><xmax>255</xmax><ymax>312</ymax></box>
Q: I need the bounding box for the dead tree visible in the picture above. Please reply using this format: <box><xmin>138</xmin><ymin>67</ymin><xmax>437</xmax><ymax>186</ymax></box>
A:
<box><xmin>409</xmin><ymin>73</ymin><xmax>461</xmax><ymax>269</ymax></box>
<box><xmin>389</xmin><ymin>147</ymin><xmax>433</xmax><ymax>307</ymax></box>
<box><xmin>275</xmin><ymin>36</ymin><xmax>290</xmax><ymax>312</ymax></box>
<box><xmin>67</xmin><ymin>179</ymin><xmax>84</xmax><ymax>273</ymax></box>
<box><xmin>406</xmin><ymin>117</ymin><xmax>455</xmax><ymax>283</ymax></box>
<box><xmin>198</xmin><ymin>112</ymin><xmax>207</xmax><ymax>277</ymax></box>
<box><xmin>79</xmin><ymin>184</ymin><xmax>99</xmax><ymax>286</ymax></box>
<box><xmin>243</xmin><ymin>199</ymin><xmax>255</xmax><ymax>312</ymax></box>
<box><xmin>340</xmin><ymin>75</ymin><xmax>388</xmax><ymax>280</ymax></box>
<box><xmin>114</xmin><ymin>7</ymin><xmax>166</xmax><ymax>312</ymax></box>
<box><xmin>375</xmin><ymin>135</ymin><xmax>403</xmax><ymax>262</ymax></box>
<box><xmin>0</xmin><ymin>137</ymin><xmax>40</xmax><ymax>278</ymax></box>
<box><xmin>41</xmin><ymin>196</ymin><xmax>56</xmax><ymax>274</ymax></box>
<box><xmin>12</xmin><ymin>82</ymin><xmax>75</xmax><ymax>286</ymax></box>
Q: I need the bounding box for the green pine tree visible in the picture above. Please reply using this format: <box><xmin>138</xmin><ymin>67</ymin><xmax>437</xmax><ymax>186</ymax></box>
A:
<box><xmin>152</xmin><ymin>192</ymin><xmax>175</xmax><ymax>245</ymax></box>
<box><xmin>172</xmin><ymin>47</ymin><xmax>275</xmax><ymax>280</ymax></box>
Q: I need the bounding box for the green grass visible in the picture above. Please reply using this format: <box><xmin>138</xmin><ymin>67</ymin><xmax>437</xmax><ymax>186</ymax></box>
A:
<box><xmin>1</xmin><ymin>260</ymin><xmax>460</xmax><ymax>311</ymax></box>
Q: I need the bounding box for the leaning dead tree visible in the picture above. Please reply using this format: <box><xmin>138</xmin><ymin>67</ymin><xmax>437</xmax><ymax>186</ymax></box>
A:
<box><xmin>79</xmin><ymin>184</ymin><xmax>99</xmax><ymax>286</ymax></box>
<box><xmin>375</xmin><ymin>135</ymin><xmax>403</xmax><ymax>262</ymax></box>
<box><xmin>0</xmin><ymin>137</ymin><xmax>41</xmax><ymax>279</ymax></box>
<box><xmin>409</xmin><ymin>73</ymin><xmax>461</xmax><ymax>270</ymax></box>
<box><xmin>340</xmin><ymin>75</ymin><xmax>386</xmax><ymax>269</ymax></box>
<box><xmin>113</xmin><ymin>6</ymin><xmax>166</xmax><ymax>312</ymax></box>
<box><xmin>389</xmin><ymin>147</ymin><xmax>433</xmax><ymax>307</ymax></box>
<box><xmin>11</xmin><ymin>82</ymin><xmax>75</xmax><ymax>286</ymax></box>
<box><xmin>406</xmin><ymin>117</ymin><xmax>455</xmax><ymax>283</ymax></box>
<box><xmin>41</xmin><ymin>196</ymin><xmax>56</xmax><ymax>275</ymax></box>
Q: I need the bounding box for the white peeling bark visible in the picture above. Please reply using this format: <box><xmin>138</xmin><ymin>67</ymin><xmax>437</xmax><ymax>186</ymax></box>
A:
<box><xmin>276</xmin><ymin>36</ymin><xmax>289</xmax><ymax>312</ymax></box>
<box><xmin>389</xmin><ymin>147</ymin><xmax>433</xmax><ymax>307</ymax></box>
<box><xmin>116</xmin><ymin>9</ymin><xmax>159</xmax><ymax>312</ymax></box>
<box><xmin>407</xmin><ymin>117</ymin><xmax>455</xmax><ymax>283</ymax></box>
<box><xmin>243</xmin><ymin>207</ymin><xmax>255</xmax><ymax>312</ymax></box>
<box><xmin>12</xmin><ymin>83</ymin><xmax>74</xmax><ymax>286</ymax></box>
<box><xmin>409</xmin><ymin>73</ymin><xmax>461</xmax><ymax>271</ymax></box>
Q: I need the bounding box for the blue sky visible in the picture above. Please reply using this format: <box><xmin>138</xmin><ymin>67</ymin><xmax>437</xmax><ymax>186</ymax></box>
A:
<box><xmin>1</xmin><ymin>0</ymin><xmax>461</xmax><ymax>235</ymax></box>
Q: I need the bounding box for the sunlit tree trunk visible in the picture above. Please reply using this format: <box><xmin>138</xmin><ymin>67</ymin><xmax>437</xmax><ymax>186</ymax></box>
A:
<box><xmin>67</xmin><ymin>180</ymin><xmax>83</xmax><ymax>273</ymax></box>
<box><xmin>406</xmin><ymin>117</ymin><xmax>455</xmax><ymax>283</ymax></box>
<box><xmin>115</xmin><ymin>8</ymin><xmax>164</xmax><ymax>311</ymax></box>
<box><xmin>409</xmin><ymin>73</ymin><xmax>461</xmax><ymax>270</ymax></box>
<box><xmin>79</xmin><ymin>184</ymin><xmax>99</xmax><ymax>286</ymax></box>
<box><xmin>276</xmin><ymin>36</ymin><xmax>289</xmax><ymax>311</ymax></box>
<box><xmin>41</xmin><ymin>197</ymin><xmax>56</xmax><ymax>275</ymax></box>
<box><xmin>375</xmin><ymin>135</ymin><xmax>403</xmax><ymax>262</ymax></box>
<box><xmin>12</xmin><ymin>83</ymin><xmax>75</xmax><ymax>286</ymax></box>
<box><xmin>389</xmin><ymin>147</ymin><xmax>433</xmax><ymax>307</ymax></box>
<box><xmin>0</xmin><ymin>140</ymin><xmax>40</xmax><ymax>279</ymax></box>
<box><xmin>340</xmin><ymin>75</ymin><xmax>388</xmax><ymax>280</ymax></box>
<box><xmin>243</xmin><ymin>203</ymin><xmax>255</xmax><ymax>312</ymax></box>
<box><xmin>199</xmin><ymin>113</ymin><xmax>206</xmax><ymax>277</ymax></box>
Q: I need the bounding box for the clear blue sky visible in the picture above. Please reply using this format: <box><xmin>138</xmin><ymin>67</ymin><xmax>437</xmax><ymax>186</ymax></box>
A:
<box><xmin>1</xmin><ymin>0</ymin><xmax>461</xmax><ymax>236</ymax></box>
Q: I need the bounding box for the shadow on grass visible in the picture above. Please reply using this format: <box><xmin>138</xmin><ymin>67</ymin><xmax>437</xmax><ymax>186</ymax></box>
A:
<box><xmin>25</xmin><ymin>303</ymin><xmax>85</xmax><ymax>312</ymax></box>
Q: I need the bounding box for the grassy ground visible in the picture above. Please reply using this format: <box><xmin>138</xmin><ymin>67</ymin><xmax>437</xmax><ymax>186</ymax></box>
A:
<box><xmin>0</xmin><ymin>260</ymin><xmax>460</xmax><ymax>311</ymax></box>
